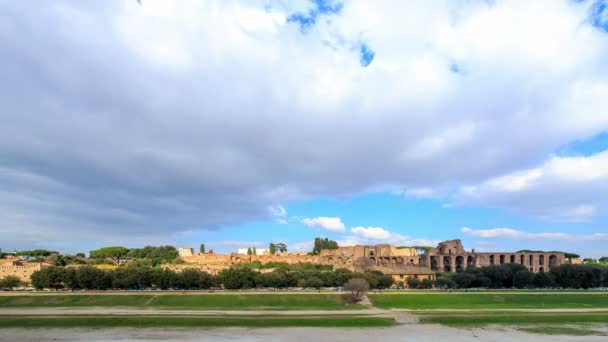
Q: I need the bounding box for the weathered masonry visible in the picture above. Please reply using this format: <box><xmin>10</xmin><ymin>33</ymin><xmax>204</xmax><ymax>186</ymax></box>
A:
<box><xmin>171</xmin><ymin>239</ymin><xmax>565</xmax><ymax>286</ymax></box>
<box><xmin>423</xmin><ymin>240</ymin><xmax>564</xmax><ymax>273</ymax></box>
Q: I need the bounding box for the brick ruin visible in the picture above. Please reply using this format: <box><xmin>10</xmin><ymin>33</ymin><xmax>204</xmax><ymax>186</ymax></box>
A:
<box><xmin>424</xmin><ymin>239</ymin><xmax>565</xmax><ymax>274</ymax></box>
<box><xmin>170</xmin><ymin>239</ymin><xmax>565</xmax><ymax>285</ymax></box>
<box><xmin>0</xmin><ymin>239</ymin><xmax>566</xmax><ymax>286</ymax></box>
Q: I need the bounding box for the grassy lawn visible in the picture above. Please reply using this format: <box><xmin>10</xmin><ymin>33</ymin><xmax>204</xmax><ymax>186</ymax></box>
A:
<box><xmin>0</xmin><ymin>294</ymin><xmax>361</xmax><ymax>310</ymax></box>
<box><xmin>370</xmin><ymin>293</ymin><xmax>608</xmax><ymax>309</ymax></box>
<box><xmin>0</xmin><ymin>316</ymin><xmax>395</xmax><ymax>328</ymax></box>
<box><xmin>419</xmin><ymin>313</ymin><xmax>608</xmax><ymax>326</ymax></box>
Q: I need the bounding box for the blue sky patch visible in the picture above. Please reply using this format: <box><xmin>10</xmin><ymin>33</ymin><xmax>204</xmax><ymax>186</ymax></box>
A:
<box><xmin>556</xmin><ymin>131</ymin><xmax>608</xmax><ymax>156</ymax></box>
<box><xmin>359</xmin><ymin>43</ymin><xmax>375</xmax><ymax>67</ymax></box>
<box><xmin>591</xmin><ymin>0</ymin><xmax>608</xmax><ymax>32</ymax></box>
<box><xmin>287</xmin><ymin>0</ymin><xmax>343</xmax><ymax>33</ymax></box>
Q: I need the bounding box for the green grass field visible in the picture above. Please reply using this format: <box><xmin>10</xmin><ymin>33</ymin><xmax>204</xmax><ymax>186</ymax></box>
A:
<box><xmin>420</xmin><ymin>313</ymin><xmax>608</xmax><ymax>326</ymax></box>
<box><xmin>370</xmin><ymin>293</ymin><xmax>608</xmax><ymax>309</ymax></box>
<box><xmin>0</xmin><ymin>294</ymin><xmax>361</xmax><ymax>310</ymax></box>
<box><xmin>0</xmin><ymin>316</ymin><xmax>395</xmax><ymax>328</ymax></box>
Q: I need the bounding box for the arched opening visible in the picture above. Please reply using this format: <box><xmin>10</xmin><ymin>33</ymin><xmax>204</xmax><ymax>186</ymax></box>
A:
<box><xmin>327</xmin><ymin>257</ymin><xmax>333</xmax><ymax>263</ymax></box>
<box><xmin>520</xmin><ymin>255</ymin><xmax>525</xmax><ymax>264</ymax></box>
<box><xmin>369</xmin><ymin>251</ymin><xmax>374</xmax><ymax>256</ymax></box>
<box><xmin>499</xmin><ymin>255</ymin><xmax>505</xmax><ymax>264</ymax></box>
<box><xmin>539</xmin><ymin>255</ymin><xmax>545</xmax><ymax>266</ymax></box>
<box><xmin>466</xmin><ymin>256</ymin><xmax>475</xmax><ymax>268</ymax></box>
<box><xmin>430</xmin><ymin>256</ymin><xmax>439</xmax><ymax>271</ymax></box>
<box><xmin>490</xmin><ymin>255</ymin><xmax>495</xmax><ymax>265</ymax></box>
<box><xmin>443</xmin><ymin>256</ymin><xmax>452</xmax><ymax>272</ymax></box>
<box><xmin>510</xmin><ymin>255</ymin><xmax>515</xmax><ymax>263</ymax></box>
<box><xmin>549</xmin><ymin>255</ymin><xmax>557</xmax><ymax>268</ymax></box>
<box><xmin>392</xmin><ymin>257</ymin><xmax>398</xmax><ymax>264</ymax></box>
<box><xmin>539</xmin><ymin>266</ymin><xmax>545</xmax><ymax>273</ymax></box>
<box><xmin>529</xmin><ymin>267</ymin><xmax>534</xmax><ymax>272</ymax></box>
<box><xmin>369</xmin><ymin>257</ymin><xmax>376</xmax><ymax>265</ymax></box>
<box><xmin>456</xmin><ymin>256</ymin><xmax>464</xmax><ymax>272</ymax></box>
<box><xmin>529</xmin><ymin>255</ymin><xmax>534</xmax><ymax>266</ymax></box>
<box><xmin>336</xmin><ymin>257</ymin><xmax>343</xmax><ymax>263</ymax></box>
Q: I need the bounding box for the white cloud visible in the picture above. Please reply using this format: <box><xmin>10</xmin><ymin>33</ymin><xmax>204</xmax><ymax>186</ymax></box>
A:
<box><xmin>268</xmin><ymin>205</ymin><xmax>288</xmax><ymax>224</ymax></box>
<box><xmin>455</xmin><ymin>151</ymin><xmax>608</xmax><ymax>221</ymax></box>
<box><xmin>351</xmin><ymin>226</ymin><xmax>391</xmax><ymax>240</ymax></box>
<box><xmin>461</xmin><ymin>226</ymin><xmax>608</xmax><ymax>241</ymax></box>
<box><xmin>301</xmin><ymin>217</ymin><xmax>346</xmax><ymax>233</ymax></box>
<box><xmin>343</xmin><ymin>226</ymin><xmax>438</xmax><ymax>247</ymax></box>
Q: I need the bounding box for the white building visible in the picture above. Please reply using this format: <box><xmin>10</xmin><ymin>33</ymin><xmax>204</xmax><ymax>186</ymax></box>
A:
<box><xmin>237</xmin><ymin>248</ymin><xmax>269</xmax><ymax>255</ymax></box>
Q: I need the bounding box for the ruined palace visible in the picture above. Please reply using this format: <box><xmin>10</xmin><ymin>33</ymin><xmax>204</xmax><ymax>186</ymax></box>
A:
<box><xmin>170</xmin><ymin>239</ymin><xmax>565</xmax><ymax>284</ymax></box>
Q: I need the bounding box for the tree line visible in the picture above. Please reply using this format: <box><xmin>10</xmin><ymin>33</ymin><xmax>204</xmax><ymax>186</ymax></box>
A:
<box><xmin>28</xmin><ymin>265</ymin><xmax>393</xmax><ymax>291</ymax></box>
<box><xmin>426</xmin><ymin>263</ymin><xmax>608</xmax><ymax>289</ymax></box>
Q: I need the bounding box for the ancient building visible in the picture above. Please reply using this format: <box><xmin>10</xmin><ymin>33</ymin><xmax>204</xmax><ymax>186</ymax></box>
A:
<box><xmin>169</xmin><ymin>240</ymin><xmax>565</xmax><ymax>285</ymax></box>
<box><xmin>0</xmin><ymin>256</ymin><xmax>48</xmax><ymax>283</ymax></box>
<box><xmin>423</xmin><ymin>240</ymin><xmax>565</xmax><ymax>273</ymax></box>
<box><xmin>178</xmin><ymin>247</ymin><xmax>194</xmax><ymax>257</ymax></box>
<box><xmin>170</xmin><ymin>244</ymin><xmax>435</xmax><ymax>283</ymax></box>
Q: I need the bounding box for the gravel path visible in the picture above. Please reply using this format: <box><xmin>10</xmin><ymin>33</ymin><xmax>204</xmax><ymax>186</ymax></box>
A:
<box><xmin>1</xmin><ymin>325</ymin><xmax>607</xmax><ymax>342</ymax></box>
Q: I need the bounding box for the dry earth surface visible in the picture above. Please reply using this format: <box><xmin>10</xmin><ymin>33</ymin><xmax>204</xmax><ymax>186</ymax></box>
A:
<box><xmin>2</xmin><ymin>325</ymin><xmax>608</xmax><ymax>342</ymax></box>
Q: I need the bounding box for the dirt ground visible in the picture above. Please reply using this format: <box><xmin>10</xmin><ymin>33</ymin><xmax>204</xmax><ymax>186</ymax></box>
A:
<box><xmin>1</xmin><ymin>325</ymin><xmax>607</xmax><ymax>342</ymax></box>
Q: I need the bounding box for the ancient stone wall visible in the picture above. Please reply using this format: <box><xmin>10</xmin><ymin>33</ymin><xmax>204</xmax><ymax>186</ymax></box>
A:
<box><xmin>425</xmin><ymin>239</ymin><xmax>565</xmax><ymax>273</ymax></box>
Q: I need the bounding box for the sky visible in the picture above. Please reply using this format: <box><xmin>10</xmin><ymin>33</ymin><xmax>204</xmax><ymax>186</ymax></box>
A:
<box><xmin>1</xmin><ymin>0</ymin><xmax>607</xmax><ymax>258</ymax></box>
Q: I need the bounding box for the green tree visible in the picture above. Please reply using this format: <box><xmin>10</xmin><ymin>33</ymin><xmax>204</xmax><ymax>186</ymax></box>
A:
<box><xmin>599</xmin><ymin>257</ymin><xmax>608</xmax><ymax>264</ymax></box>
<box><xmin>275</xmin><ymin>243</ymin><xmax>287</xmax><ymax>253</ymax></box>
<box><xmin>564</xmin><ymin>253</ymin><xmax>580</xmax><ymax>260</ymax></box>
<box><xmin>0</xmin><ymin>275</ymin><xmax>22</xmax><ymax>289</ymax></box>
<box><xmin>305</xmin><ymin>276</ymin><xmax>323</xmax><ymax>290</ymax></box>
<box><xmin>90</xmin><ymin>247</ymin><xmax>130</xmax><ymax>265</ymax></box>
<box><xmin>269</xmin><ymin>243</ymin><xmax>276</xmax><ymax>255</ymax></box>
<box><xmin>200</xmin><ymin>244</ymin><xmax>205</xmax><ymax>254</ymax></box>
<box><xmin>127</xmin><ymin>246</ymin><xmax>178</xmax><ymax>266</ymax></box>
<box><xmin>419</xmin><ymin>278</ymin><xmax>433</xmax><ymax>289</ymax></box>
<box><xmin>252</xmin><ymin>247</ymin><xmax>257</xmax><ymax>255</ymax></box>
<box><xmin>533</xmin><ymin>272</ymin><xmax>556</xmax><ymax>288</ymax></box>
<box><xmin>31</xmin><ymin>267</ymin><xmax>66</xmax><ymax>290</ymax></box>
<box><xmin>220</xmin><ymin>267</ymin><xmax>257</xmax><ymax>289</ymax></box>
<box><xmin>247</xmin><ymin>247</ymin><xmax>252</xmax><ymax>255</ymax></box>
<box><xmin>406</xmin><ymin>277</ymin><xmax>421</xmax><ymax>289</ymax></box>
<box><xmin>312</xmin><ymin>238</ymin><xmax>338</xmax><ymax>254</ymax></box>
<box><xmin>513</xmin><ymin>270</ymin><xmax>535</xmax><ymax>288</ymax></box>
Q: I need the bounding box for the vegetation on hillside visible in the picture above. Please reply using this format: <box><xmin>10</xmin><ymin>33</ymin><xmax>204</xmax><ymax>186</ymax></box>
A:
<box><xmin>312</xmin><ymin>237</ymin><xmax>338</xmax><ymax>254</ymax></box>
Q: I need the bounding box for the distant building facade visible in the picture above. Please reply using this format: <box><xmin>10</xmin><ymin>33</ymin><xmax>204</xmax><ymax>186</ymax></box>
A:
<box><xmin>0</xmin><ymin>256</ymin><xmax>48</xmax><ymax>283</ymax></box>
<box><xmin>236</xmin><ymin>248</ymin><xmax>270</xmax><ymax>255</ymax></box>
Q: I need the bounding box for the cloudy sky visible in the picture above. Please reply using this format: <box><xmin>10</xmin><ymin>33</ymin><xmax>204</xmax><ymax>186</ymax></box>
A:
<box><xmin>1</xmin><ymin>0</ymin><xmax>607</xmax><ymax>257</ymax></box>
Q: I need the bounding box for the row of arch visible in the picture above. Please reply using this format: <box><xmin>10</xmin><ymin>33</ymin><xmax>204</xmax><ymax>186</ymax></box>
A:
<box><xmin>430</xmin><ymin>254</ymin><xmax>559</xmax><ymax>272</ymax></box>
<box><xmin>368</xmin><ymin>256</ymin><xmax>420</xmax><ymax>266</ymax></box>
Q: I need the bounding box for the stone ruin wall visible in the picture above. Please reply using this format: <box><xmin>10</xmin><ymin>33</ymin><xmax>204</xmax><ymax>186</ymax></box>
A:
<box><xmin>172</xmin><ymin>240</ymin><xmax>566</xmax><ymax>276</ymax></box>
<box><xmin>424</xmin><ymin>239</ymin><xmax>565</xmax><ymax>273</ymax></box>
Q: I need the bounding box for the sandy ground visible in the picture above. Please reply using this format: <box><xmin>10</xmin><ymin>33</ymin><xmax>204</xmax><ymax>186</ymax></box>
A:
<box><xmin>1</xmin><ymin>325</ymin><xmax>607</xmax><ymax>342</ymax></box>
